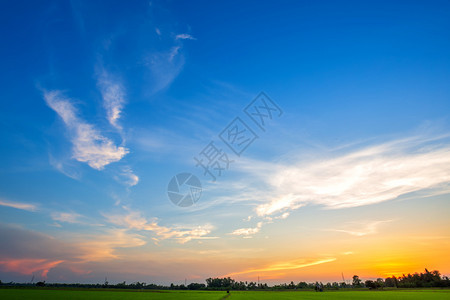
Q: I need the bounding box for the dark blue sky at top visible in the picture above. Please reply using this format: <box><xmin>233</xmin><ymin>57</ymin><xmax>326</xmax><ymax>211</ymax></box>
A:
<box><xmin>1</xmin><ymin>1</ymin><xmax>448</xmax><ymax>147</ymax></box>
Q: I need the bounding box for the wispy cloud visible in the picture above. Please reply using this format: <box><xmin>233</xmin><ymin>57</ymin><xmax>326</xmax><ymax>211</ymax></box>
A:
<box><xmin>0</xmin><ymin>223</ymin><xmax>143</xmax><ymax>270</ymax></box>
<box><xmin>256</xmin><ymin>194</ymin><xmax>305</xmax><ymax>217</ymax></box>
<box><xmin>232</xmin><ymin>134</ymin><xmax>450</xmax><ymax>218</ymax></box>
<box><xmin>103</xmin><ymin>209</ymin><xmax>217</xmax><ymax>244</ymax></box>
<box><xmin>332</xmin><ymin>220</ymin><xmax>393</xmax><ymax>237</ymax></box>
<box><xmin>175</xmin><ymin>33</ymin><xmax>196</xmax><ymax>40</ymax></box>
<box><xmin>44</xmin><ymin>90</ymin><xmax>129</xmax><ymax>170</ymax></box>
<box><xmin>224</xmin><ymin>257</ymin><xmax>337</xmax><ymax>277</ymax></box>
<box><xmin>77</xmin><ymin>229</ymin><xmax>147</xmax><ymax>261</ymax></box>
<box><xmin>230</xmin><ymin>222</ymin><xmax>263</xmax><ymax>238</ymax></box>
<box><xmin>96</xmin><ymin>70</ymin><xmax>140</xmax><ymax>187</ymax></box>
<box><xmin>0</xmin><ymin>198</ymin><xmax>37</xmax><ymax>212</ymax></box>
<box><xmin>96</xmin><ymin>71</ymin><xmax>126</xmax><ymax>131</ymax></box>
<box><xmin>0</xmin><ymin>224</ymin><xmax>76</xmax><ymax>277</ymax></box>
<box><xmin>51</xmin><ymin>212</ymin><xmax>82</xmax><ymax>224</ymax></box>
<box><xmin>0</xmin><ymin>258</ymin><xmax>64</xmax><ymax>278</ymax></box>
<box><xmin>145</xmin><ymin>46</ymin><xmax>184</xmax><ymax>93</ymax></box>
<box><xmin>168</xmin><ymin>46</ymin><xmax>180</xmax><ymax>62</ymax></box>
<box><xmin>115</xmin><ymin>167</ymin><xmax>139</xmax><ymax>187</ymax></box>
<box><xmin>48</xmin><ymin>153</ymin><xmax>81</xmax><ymax>180</ymax></box>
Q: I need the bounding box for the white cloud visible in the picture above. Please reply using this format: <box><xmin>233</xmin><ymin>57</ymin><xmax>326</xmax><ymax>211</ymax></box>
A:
<box><xmin>278</xmin><ymin>212</ymin><xmax>290</xmax><ymax>219</ymax></box>
<box><xmin>232</xmin><ymin>134</ymin><xmax>450</xmax><ymax>217</ymax></box>
<box><xmin>115</xmin><ymin>167</ymin><xmax>139</xmax><ymax>187</ymax></box>
<box><xmin>256</xmin><ymin>194</ymin><xmax>304</xmax><ymax>217</ymax></box>
<box><xmin>44</xmin><ymin>90</ymin><xmax>129</xmax><ymax>170</ymax></box>
<box><xmin>230</xmin><ymin>222</ymin><xmax>263</xmax><ymax>237</ymax></box>
<box><xmin>97</xmin><ymin>72</ymin><xmax>126</xmax><ymax>131</ymax></box>
<box><xmin>0</xmin><ymin>198</ymin><xmax>38</xmax><ymax>212</ymax></box>
<box><xmin>155</xmin><ymin>28</ymin><xmax>161</xmax><ymax>36</ymax></box>
<box><xmin>175</xmin><ymin>33</ymin><xmax>196</xmax><ymax>40</ymax></box>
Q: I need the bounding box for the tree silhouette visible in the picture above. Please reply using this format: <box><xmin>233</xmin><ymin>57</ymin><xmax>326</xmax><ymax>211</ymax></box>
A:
<box><xmin>352</xmin><ymin>275</ymin><xmax>362</xmax><ymax>287</ymax></box>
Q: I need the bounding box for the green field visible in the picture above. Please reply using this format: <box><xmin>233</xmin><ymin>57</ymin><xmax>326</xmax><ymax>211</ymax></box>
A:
<box><xmin>229</xmin><ymin>290</ymin><xmax>450</xmax><ymax>299</ymax></box>
<box><xmin>1</xmin><ymin>288</ymin><xmax>450</xmax><ymax>299</ymax></box>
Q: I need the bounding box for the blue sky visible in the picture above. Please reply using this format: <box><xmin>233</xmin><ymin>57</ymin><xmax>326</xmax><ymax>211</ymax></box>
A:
<box><xmin>0</xmin><ymin>0</ymin><xmax>450</xmax><ymax>284</ymax></box>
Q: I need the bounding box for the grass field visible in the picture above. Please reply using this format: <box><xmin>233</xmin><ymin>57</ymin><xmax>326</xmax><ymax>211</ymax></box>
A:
<box><xmin>230</xmin><ymin>290</ymin><xmax>450</xmax><ymax>299</ymax></box>
<box><xmin>1</xmin><ymin>288</ymin><xmax>450</xmax><ymax>299</ymax></box>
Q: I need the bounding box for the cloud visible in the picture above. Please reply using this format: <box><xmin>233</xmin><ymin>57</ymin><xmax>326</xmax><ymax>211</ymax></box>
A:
<box><xmin>96</xmin><ymin>70</ymin><xmax>140</xmax><ymax>187</ymax></box>
<box><xmin>0</xmin><ymin>199</ymin><xmax>37</xmax><ymax>212</ymax></box>
<box><xmin>96</xmin><ymin>71</ymin><xmax>126</xmax><ymax>131</ymax></box>
<box><xmin>232</xmin><ymin>134</ymin><xmax>450</xmax><ymax>217</ymax></box>
<box><xmin>44</xmin><ymin>90</ymin><xmax>129</xmax><ymax>170</ymax></box>
<box><xmin>77</xmin><ymin>229</ymin><xmax>147</xmax><ymax>261</ymax></box>
<box><xmin>48</xmin><ymin>153</ymin><xmax>81</xmax><ymax>180</ymax></box>
<box><xmin>143</xmin><ymin>32</ymin><xmax>195</xmax><ymax>94</ymax></box>
<box><xmin>0</xmin><ymin>224</ymin><xmax>78</xmax><ymax>260</ymax></box>
<box><xmin>103</xmin><ymin>209</ymin><xmax>217</xmax><ymax>244</ymax></box>
<box><xmin>145</xmin><ymin>46</ymin><xmax>185</xmax><ymax>93</ymax></box>
<box><xmin>115</xmin><ymin>167</ymin><xmax>139</xmax><ymax>187</ymax></box>
<box><xmin>256</xmin><ymin>194</ymin><xmax>304</xmax><ymax>217</ymax></box>
<box><xmin>51</xmin><ymin>212</ymin><xmax>82</xmax><ymax>224</ymax></box>
<box><xmin>224</xmin><ymin>257</ymin><xmax>337</xmax><ymax>277</ymax></box>
<box><xmin>168</xmin><ymin>46</ymin><xmax>180</xmax><ymax>62</ymax></box>
<box><xmin>0</xmin><ymin>223</ymin><xmax>145</xmax><ymax>267</ymax></box>
<box><xmin>0</xmin><ymin>223</ymin><xmax>149</xmax><ymax>281</ymax></box>
<box><xmin>277</xmin><ymin>212</ymin><xmax>290</xmax><ymax>219</ymax></box>
<box><xmin>175</xmin><ymin>33</ymin><xmax>196</xmax><ymax>40</ymax></box>
<box><xmin>0</xmin><ymin>258</ymin><xmax>64</xmax><ymax>278</ymax></box>
<box><xmin>332</xmin><ymin>220</ymin><xmax>393</xmax><ymax>237</ymax></box>
<box><xmin>0</xmin><ymin>223</ymin><xmax>80</xmax><ymax>278</ymax></box>
<box><xmin>230</xmin><ymin>222</ymin><xmax>263</xmax><ymax>237</ymax></box>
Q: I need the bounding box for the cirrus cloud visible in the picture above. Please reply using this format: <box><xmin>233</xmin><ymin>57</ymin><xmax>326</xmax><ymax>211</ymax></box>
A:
<box><xmin>175</xmin><ymin>33</ymin><xmax>196</xmax><ymax>40</ymax></box>
<box><xmin>44</xmin><ymin>90</ymin><xmax>129</xmax><ymax>170</ymax></box>
<box><xmin>102</xmin><ymin>208</ymin><xmax>217</xmax><ymax>244</ymax></box>
<box><xmin>0</xmin><ymin>198</ymin><xmax>38</xmax><ymax>212</ymax></box>
<box><xmin>231</xmin><ymin>134</ymin><xmax>450</xmax><ymax>218</ymax></box>
<box><xmin>97</xmin><ymin>71</ymin><xmax>126</xmax><ymax>131</ymax></box>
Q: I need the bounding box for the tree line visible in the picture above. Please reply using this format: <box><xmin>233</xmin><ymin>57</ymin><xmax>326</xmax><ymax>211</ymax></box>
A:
<box><xmin>1</xmin><ymin>268</ymin><xmax>449</xmax><ymax>290</ymax></box>
<box><xmin>363</xmin><ymin>269</ymin><xmax>450</xmax><ymax>289</ymax></box>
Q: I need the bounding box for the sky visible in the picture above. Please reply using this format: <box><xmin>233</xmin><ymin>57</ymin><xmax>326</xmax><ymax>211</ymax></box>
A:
<box><xmin>0</xmin><ymin>0</ymin><xmax>450</xmax><ymax>285</ymax></box>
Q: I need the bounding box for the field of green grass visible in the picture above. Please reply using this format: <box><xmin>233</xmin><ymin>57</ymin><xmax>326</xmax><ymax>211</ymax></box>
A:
<box><xmin>1</xmin><ymin>288</ymin><xmax>450</xmax><ymax>299</ymax></box>
<box><xmin>230</xmin><ymin>290</ymin><xmax>450</xmax><ymax>299</ymax></box>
